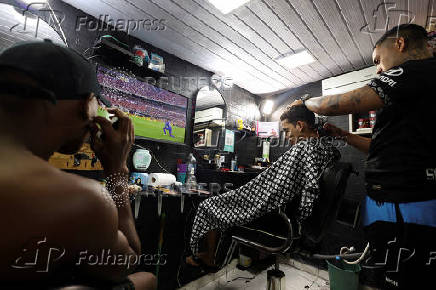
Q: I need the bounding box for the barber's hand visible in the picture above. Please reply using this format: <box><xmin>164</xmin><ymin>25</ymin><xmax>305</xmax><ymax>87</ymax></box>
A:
<box><xmin>90</xmin><ymin>108</ymin><xmax>134</xmax><ymax>175</ymax></box>
<box><xmin>323</xmin><ymin>123</ymin><xmax>349</xmax><ymax>137</ymax></box>
<box><xmin>288</xmin><ymin>99</ymin><xmax>303</xmax><ymax>108</ymax></box>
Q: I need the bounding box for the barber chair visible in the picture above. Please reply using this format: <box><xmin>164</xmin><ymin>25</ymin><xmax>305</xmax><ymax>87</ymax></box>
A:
<box><xmin>221</xmin><ymin>162</ymin><xmax>354</xmax><ymax>290</ymax></box>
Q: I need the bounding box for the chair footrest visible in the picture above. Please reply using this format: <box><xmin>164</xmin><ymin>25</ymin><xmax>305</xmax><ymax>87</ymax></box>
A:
<box><xmin>232</xmin><ymin>226</ymin><xmax>289</xmax><ymax>253</ymax></box>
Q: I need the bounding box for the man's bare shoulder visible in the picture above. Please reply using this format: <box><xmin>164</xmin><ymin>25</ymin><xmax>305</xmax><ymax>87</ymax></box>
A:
<box><xmin>1</xmin><ymin>152</ymin><xmax>113</xmax><ymax>211</ymax></box>
<box><xmin>0</xmin><ymin>151</ymin><xmax>117</xmax><ymax>259</ymax></box>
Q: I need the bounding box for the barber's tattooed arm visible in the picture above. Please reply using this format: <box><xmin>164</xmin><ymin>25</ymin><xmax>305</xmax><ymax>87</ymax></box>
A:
<box><xmin>305</xmin><ymin>85</ymin><xmax>384</xmax><ymax>116</ymax></box>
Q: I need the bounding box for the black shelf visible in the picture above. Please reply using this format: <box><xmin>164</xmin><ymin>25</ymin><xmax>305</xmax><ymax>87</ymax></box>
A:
<box><xmin>135</xmin><ymin>135</ymin><xmax>188</xmax><ymax>147</ymax></box>
<box><xmin>93</xmin><ymin>37</ymin><xmax>165</xmax><ymax>80</ymax></box>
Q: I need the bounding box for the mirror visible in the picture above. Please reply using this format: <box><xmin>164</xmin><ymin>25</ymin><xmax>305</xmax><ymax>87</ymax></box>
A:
<box><xmin>193</xmin><ymin>86</ymin><xmax>226</xmax><ymax>148</ymax></box>
<box><xmin>0</xmin><ymin>3</ymin><xmax>66</xmax><ymax>53</ymax></box>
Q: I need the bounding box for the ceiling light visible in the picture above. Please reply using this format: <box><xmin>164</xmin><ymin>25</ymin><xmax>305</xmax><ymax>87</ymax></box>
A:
<box><xmin>15</xmin><ymin>0</ymin><xmax>48</xmax><ymax>13</ymax></box>
<box><xmin>19</xmin><ymin>0</ymin><xmax>48</xmax><ymax>4</ymax></box>
<box><xmin>12</xmin><ymin>6</ymin><xmax>39</xmax><ymax>24</ymax></box>
<box><xmin>208</xmin><ymin>0</ymin><xmax>251</xmax><ymax>14</ymax></box>
<box><xmin>262</xmin><ymin>100</ymin><xmax>274</xmax><ymax>115</ymax></box>
<box><xmin>276</xmin><ymin>50</ymin><xmax>316</xmax><ymax>69</ymax></box>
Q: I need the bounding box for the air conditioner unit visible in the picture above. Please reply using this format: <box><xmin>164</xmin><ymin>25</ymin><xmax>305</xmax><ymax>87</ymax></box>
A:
<box><xmin>322</xmin><ymin>66</ymin><xmax>377</xmax><ymax>95</ymax></box>
<box><xmin>194</xmin><ymin>107</ymin><xmax>224</xmax><ymax>124</ymax></box>
<box><xmin>322</xmin><ymin>66</ymin><xmax>377</xmax><ymax>135</ymax></box>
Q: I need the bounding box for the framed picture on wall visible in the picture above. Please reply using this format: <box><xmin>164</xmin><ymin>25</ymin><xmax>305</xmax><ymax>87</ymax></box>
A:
<box><xmin>49</xmin><ymin>143</ymin><xmax>103</xmax><ymax>171</ymax></box>
<box><xmin>256</xmin><ymin>121</ymin><xmax>279</xmax><ymax>138</ymax></box>
<box><xmin>224</xmin><ymin>129</ymin><xmax>235</xmax><ymax>152</ymax></box>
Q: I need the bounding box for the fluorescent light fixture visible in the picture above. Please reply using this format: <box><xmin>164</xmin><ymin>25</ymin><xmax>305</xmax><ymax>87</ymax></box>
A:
<box><xmin>208</xmin><ymin>0</ymin><xmax>251</xmax><ymax>14</ymax></box>
<box><xmin>12</xmin><ymin>6</ymin><xmax>39</xmax><ymax>25</ymax></box>
<box><xmin>262</xmin><ymin>100</ymin><xmax>274</xmax><ymax>115</ymax></box>
<box><xmin>276</xmin><ymin>50</ymin><xmax>316</xmax><ymax>69</ymax></box>
<box><xmin>19</xmin><ymin>0</ymin><xmax>48</xmax><ymax>4</ymax></box>
<box><xmin>15</xmin><ymin>0</ymin><xmax>48</xmax><ymax>13</ymax></box>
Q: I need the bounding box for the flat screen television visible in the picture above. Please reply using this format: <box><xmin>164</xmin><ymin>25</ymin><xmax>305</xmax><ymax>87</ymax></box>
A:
<box><xmin>96</xmin><ymin>65</ymin><xmax>188</xmax><ymax>144</ymax></box>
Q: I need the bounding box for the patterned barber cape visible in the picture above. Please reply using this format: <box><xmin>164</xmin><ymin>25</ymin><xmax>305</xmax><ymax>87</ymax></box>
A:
<box><xmin>190</xmin><ymin>138</ymin><xmax>340</xmax><ymax>254</ymax></box>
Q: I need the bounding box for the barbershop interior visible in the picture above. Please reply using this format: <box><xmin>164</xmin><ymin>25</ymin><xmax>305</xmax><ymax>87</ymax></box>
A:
<box><xmin>0</xmin><ymin>0</ymin><xmax>435</xmax><ymax>290</ymax></box>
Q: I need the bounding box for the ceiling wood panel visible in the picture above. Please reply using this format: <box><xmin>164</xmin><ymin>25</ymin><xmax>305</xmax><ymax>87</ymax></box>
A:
<box><xmin>360</xmin><ymin>0</ymin><xmax>390</xmax><ymax>44</ymax></box>
<box><xmin>387</xmin><ymin>0</ymin><xmax>412</xmax><ymax>28</ymax></box>
<box><xmin>287</xmin><ymin>0</ymin><xmax>355</xmax><ymax>72</ymax></box>
<box><xmin>161</xmin><ymin>0</ymin><xmax>301</xmax><ymax>86</ymax></box>
<box><xmin>408</xmin><ymin>0</ymin><xmax>429</xmax><ymax>27</ymax></box>
<box><xmin>175</xmin><ymin>0</ymin><xmax>317</xmax><ymax>85</ymax></box>
<box><xmin>0</xmin><ymin>3</ymin><xmax>64</xmax><ymax>52</ymax></box>
<box><xmin>312</xmin><ymin>0</ymin><xmax>368</xmax><ymax>67</ymax></box>
<box><xmin>192</xmin><ymin>0</ymin><xmax>327</xmax><ymax>81</ymax></box>
<box><xmin>59</xmin><ymin>0</ymin><xmax>434</xmax><ymax>96</ymax></box>
<box><xmin>123</xmin><ymin>0</ymin><xmax>288</xmax><ymax>91</ymax></box>
<box><xmin>101</xmin><ymin>0</ymin><xmax>285</xmax><ymax>92</ymax></box>
<box><xmin>246</xmin><ymin>1</ymin><xmax>322</xmax><ymax>80</ymax></box>
<box><xmin>335</xmin><ymin>0</ymin><xmax>377</xmax><ymax>65</ymax></box>
<box><xmin>266</xmin><ymin>0</ymin><xmax>343</xmax><ymax>76</ymax></box>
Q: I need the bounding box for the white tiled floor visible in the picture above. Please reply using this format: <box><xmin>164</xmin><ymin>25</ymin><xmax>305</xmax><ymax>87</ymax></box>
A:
<box><xmin>198</xmin><ymin>263</ymin><xmax>330</xmax><ymax>290</ymax></box>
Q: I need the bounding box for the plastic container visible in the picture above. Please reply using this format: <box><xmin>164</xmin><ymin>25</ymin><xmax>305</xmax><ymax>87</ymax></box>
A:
<box><xmin>185</xmin><ymin>153</ymin><xmax>197</xmax><ymax>190</ymax></box>
<box><xmin>326</xmin><ymin>259</ymin><xmax>361</xmax><ymax>290</ymax></box>
<box><xmin>132</xmin><ymin>45</ymin><xmax>149</xmax><ymax>67</ymax></box>
<box><xmin>231</xmin><ymin>159</ymin><xmax>236</xmax><ymax>171</ymax></box>
<box><xmin>176</xmin><ymin>163</ymin><xmax>187</xmax><ymax>184</ymax></box>
<box><xmin>176</xmin><ymin>173</ymin><xmax>186</xmax><ymax>184</ymax></box>
<box><xmin>185</xmin><ymin>174</ymin><xmax>197</xmax><ymax>191</ymax></box>
<box><xmin>186</xmin><ymin>153</ymin><xmax>197</xmax><ymax>174</ymax></box>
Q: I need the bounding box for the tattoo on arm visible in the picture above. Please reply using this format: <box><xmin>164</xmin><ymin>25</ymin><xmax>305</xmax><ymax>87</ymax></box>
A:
<box><xmin>326</xmin><ymin>95</ymin><xmax>340</xmax><ymax>111</ymax></box>
<box><xmin>306</xmin><ymin>85</ymin><xmax>383</xmax><ymax>115</ymax></box>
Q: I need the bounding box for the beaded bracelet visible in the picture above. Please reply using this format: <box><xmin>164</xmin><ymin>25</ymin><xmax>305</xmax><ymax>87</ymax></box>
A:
<box><xmin>105</xmin><ymin>172</ymin><xmax>129</xmax><ymax>208</ymax></box>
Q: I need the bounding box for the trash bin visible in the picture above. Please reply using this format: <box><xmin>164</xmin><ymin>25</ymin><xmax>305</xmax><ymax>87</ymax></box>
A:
<box><xmin>326</xmin><ymin>259</ymin><xmax>361</xmax><ymax>290</ymax></box>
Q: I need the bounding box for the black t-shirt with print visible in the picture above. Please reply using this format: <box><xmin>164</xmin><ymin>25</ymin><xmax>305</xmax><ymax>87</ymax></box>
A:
<box><xmin>366</xmin><ymin>57</ymin><xmax>436</xmax><ymax>202</ymax></box>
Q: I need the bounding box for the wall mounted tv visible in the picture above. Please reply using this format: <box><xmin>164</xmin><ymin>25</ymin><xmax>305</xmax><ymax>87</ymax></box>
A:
<box><xmin>96</xmin><ymin>65</ymin><xmax>188</xmax><ymax>144</ymax></box>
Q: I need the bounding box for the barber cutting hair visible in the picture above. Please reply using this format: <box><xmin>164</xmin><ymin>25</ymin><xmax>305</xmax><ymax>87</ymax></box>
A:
<box><xmin>289</xmin><ymin>24</ymin><xmax>435</xmax><ymax>289</ymax></box>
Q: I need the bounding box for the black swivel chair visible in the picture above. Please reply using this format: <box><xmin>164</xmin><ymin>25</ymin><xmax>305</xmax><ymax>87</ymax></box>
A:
<box><xmin>221</xmin><ymin>162</ymin><xmax>354</xmax><ymax>289</ymax></box>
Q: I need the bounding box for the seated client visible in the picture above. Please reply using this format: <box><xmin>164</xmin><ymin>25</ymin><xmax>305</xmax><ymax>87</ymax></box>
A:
<box><xmin>188</xmin><ymin>105</ymin><xmax>341</xmax><ymax>267</ymax></box>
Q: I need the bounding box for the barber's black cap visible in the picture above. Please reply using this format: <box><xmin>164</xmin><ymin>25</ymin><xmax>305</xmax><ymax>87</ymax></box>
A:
<box><xmin>0</xmin><ymin>39</ymin><xmax>110</xmax><ymax>106</ymax></box>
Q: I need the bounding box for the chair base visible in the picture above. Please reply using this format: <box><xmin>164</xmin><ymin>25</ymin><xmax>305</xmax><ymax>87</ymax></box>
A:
<box><xmin>267</xmin><ymin>269</ymin><xmax>286</xmax><ymax>290</ymax></box>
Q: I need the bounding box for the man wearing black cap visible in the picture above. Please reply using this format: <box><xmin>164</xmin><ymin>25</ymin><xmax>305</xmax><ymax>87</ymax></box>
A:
<box><xmin>290</xmin><ymin>24</ymin><xmax>435</xmax><ymax>289</ymax></box>
<box><xmin>0</xmin><ymin>40</ymin><xmax>156</xmax><ymax>289</ymax></box>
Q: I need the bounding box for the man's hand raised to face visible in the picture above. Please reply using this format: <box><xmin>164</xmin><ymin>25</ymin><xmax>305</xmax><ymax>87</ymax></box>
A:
<box><xmin>90</xmin><ymin>108</ymin><xmax>134</xmax><ymax>175</ymax></box>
